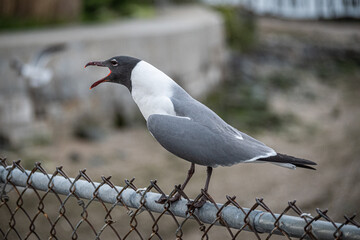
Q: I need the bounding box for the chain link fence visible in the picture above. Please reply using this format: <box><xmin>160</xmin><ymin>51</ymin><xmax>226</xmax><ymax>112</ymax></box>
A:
<box><xmin>0</xmin><ymin>157</ymin><xmax>359</xmax><ymax>240</ymax></box>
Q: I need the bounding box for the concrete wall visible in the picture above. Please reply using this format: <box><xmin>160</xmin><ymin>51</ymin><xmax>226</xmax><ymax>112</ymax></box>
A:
<box><xmin>0</xmin><ymin>6</ymin><xmax>225</xmax><ymax>144</ymax></box>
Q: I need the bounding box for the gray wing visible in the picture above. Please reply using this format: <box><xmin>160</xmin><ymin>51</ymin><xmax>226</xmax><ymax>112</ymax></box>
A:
<box><xmin>32</xmin><ymin>43</ymin><xmax>67</xmax><ymax>67</ymax></box>
<box><xmin>147</xmin><ymin>114</ymin><xmax>276</xmax><ymax>167</ymax></box>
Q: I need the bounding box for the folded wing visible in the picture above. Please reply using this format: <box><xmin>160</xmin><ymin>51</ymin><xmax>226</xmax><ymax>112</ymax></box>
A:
<box><xmin>147</xmin><ymin>114</ymin><xmax>276</xmax><ymax>167</ymax></box>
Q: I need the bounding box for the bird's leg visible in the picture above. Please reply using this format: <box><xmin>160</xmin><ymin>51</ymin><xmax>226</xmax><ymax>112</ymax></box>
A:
<box><xmin>156</xmin><ymin>163</ymin><xmax>195</xmax><ymax>204</ymax></box>
<box><xmin>169</xmin><ymin>163</ymin><xmax>195</xmax><ymax>202</ymax></box>
<box><xmin>204</xmin><ymin>166</ymin><xmax>212</xmax><ymax>192</ymax></box>
<box><xmin>188</xmin><ymin>166</ymin><xmax>213</xmax><ymax>209</ymax></box>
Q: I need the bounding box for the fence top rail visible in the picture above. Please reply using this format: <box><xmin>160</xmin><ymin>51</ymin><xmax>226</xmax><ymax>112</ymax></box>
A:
<box><xmin>0</xmin><ymin>159</ymin><xmax>359</xmax><ymax>240</ymax></box>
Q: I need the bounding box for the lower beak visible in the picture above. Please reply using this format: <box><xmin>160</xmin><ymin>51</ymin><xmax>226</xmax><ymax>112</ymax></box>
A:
<box><xmin>85</xmin><ymin>61</ymin><xmax>111</xmax><ymax>89</ymax></box>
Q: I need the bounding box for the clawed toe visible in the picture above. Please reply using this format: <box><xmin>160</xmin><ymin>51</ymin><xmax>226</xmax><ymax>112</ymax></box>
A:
<box><xmin>186</xmin><ymin>196</ymin><xmax>207</xmax><ymax>210</ymax></box>
<box><xmin>155</xmin><ymin>195</ymin><xmax>168</xmax><ymax>204</ymax></box>
<box><xmin>156</xmin><ymin>193</ymin><xmax>182</xmax><ymax>204</ymax></box>
<box><xmin>168</xmin><ymin>193</ymin><xmax>182</xmax><ymax>203</ymax></box>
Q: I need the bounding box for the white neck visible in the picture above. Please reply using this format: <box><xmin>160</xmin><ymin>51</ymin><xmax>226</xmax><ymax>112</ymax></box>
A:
<box><xmin>131</xmin><ymin>60</ymin><xmax>177</xmax><ymax>120</ymax></box>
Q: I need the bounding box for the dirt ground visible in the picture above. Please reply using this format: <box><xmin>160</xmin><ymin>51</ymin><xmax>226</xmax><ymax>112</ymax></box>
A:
<box><xmin>1</xmin><ymin>17</ymin><xmax>360</xmax><ymax>239</ymax></box>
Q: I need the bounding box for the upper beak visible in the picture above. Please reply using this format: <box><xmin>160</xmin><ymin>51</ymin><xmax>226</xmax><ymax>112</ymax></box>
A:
<box><xmin>84</xmin><ymin>61</ymin><xmax>105</xmax><ymax>68</ymax></box>
<box><xmin>85</xmin><ymin>61</ymin><xmax>111</xmax><ymax>89</ymax></box>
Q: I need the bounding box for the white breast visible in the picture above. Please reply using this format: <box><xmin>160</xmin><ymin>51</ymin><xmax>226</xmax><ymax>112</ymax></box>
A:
<box><xmin>131</xmin><ymin>61</ymin><xmax>176</xmax><ymax>120</ymax></box>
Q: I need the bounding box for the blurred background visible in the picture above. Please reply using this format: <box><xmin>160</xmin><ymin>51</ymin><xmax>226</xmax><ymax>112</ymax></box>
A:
<box><xmin>0</xmin><ymin>0</ymin><xmax>359</xmax><ymax>238</ymax></box>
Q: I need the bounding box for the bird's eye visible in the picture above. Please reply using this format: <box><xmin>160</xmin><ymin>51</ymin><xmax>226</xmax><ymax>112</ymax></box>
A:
<box><xmin>110</xmin><ymin>59</ymin><xmax>118</xmax><ymax>66</ymax></box>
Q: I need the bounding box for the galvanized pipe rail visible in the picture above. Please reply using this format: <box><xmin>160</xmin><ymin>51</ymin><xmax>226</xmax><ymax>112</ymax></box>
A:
<box><xmin>1</xmin><ymin>165</ymin><xmax>359</xmax><ymax>239</ymax></box>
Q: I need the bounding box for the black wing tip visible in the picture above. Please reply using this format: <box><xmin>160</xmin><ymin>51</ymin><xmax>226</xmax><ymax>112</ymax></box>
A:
<box><xmin>260</xmin><ymin>153</ymin><xmax>317</xmax><ymax>170</ymax></box>
<box><xmin>277</xmin><ymin>153</ymin><xmax>317</xmax><ymax>165</ymax></box>
<box><xmin>38</xmin><ymin>43</ymin><xmax>67</xmax><ymax>58</ymax></box>
<box><xmin>294</xmin><ymin>163</ymin><xmax>317</xmax><ymax>170</ymax></box>
<box><xmin>44</xmin><ymin>43</ymin><xmax>67</xmax><ymax>52</ymax></box>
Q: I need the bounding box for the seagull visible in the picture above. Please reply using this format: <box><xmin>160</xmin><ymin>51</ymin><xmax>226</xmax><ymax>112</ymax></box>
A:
<box><xmin>10</xmin><ymin>43</ymin><xmax>66</xmax><ymax>88</ymax></box>
<box><xmin>85</xmin><ymin>56</ymin><xmax>316</xmax><ymax>207</ymax></box>
<box><xmin>10</xmin><ymin>43</ymin><xmax>66</xmax><ymax>118</ymax></box>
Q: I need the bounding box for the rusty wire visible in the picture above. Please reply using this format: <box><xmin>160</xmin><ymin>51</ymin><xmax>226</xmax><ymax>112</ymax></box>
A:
<box><xmin>0</xmin><ymin>157</ymin><xmax>359</xmax><ymax>240</ymax></box>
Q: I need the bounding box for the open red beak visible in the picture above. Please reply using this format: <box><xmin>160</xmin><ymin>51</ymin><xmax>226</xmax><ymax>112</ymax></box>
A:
<box><xmin>85</xmin><ymin>61</ymin><xmax>111</xmax><ymax>89</ymax></box>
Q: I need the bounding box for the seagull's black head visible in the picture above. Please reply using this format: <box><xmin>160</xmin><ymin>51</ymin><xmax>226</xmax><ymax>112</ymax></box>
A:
<box><xmin>85</xmin><ymin>56</ymin><xmax>141</xmax><ymax>91</ymax></box>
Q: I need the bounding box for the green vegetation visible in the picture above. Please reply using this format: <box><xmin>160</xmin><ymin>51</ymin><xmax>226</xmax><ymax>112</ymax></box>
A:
<box><xmin>0</xmin><ymin>132</ymin><xmax>11</xmax><ymax>150</ymax></box>
<box><xmin>81</xmin><ymin>0</ymin><xmax>155</xmax><ymax>22</ymax></box>
<box><xmin>0</xmin><ymin>17</ymin><xmax>65</xmax><ymax>30</ymax></box>
<box><xmin>206</xmin><ymin>74</ymin><xmax>295</xmax><ymax>134</ymax></box>
<box><xmin>73</xmin><ymin>114</ymin><xmax>105</xmax><ymax>141</ymax></box>
<box><xmin>315</xmin><ymin>58</ymin><xmax>359</xmax><ymax>85</ymax></box>
<box><xmin>26</xmin><ymin>134</ymin><xmax>52</xmax><ymax>147</ymax></box>
<box><xmin>214</xmin><ymin>6</ymin><xmax>256</xmax><ymax>52</ymax></box>
<box><xmin>205</xmin><ymin>7</ymin><xmax>295</xmax><ymax>133</ymax></box>
<box><xmin>113</xmin><ymin>111</ymin><xmax>127</xmax><ymax>128</ymax></box>
<box><xmin>267</xmin><ymin>71</ymin><xmax>299</xmax><ymax>91</ymax></box>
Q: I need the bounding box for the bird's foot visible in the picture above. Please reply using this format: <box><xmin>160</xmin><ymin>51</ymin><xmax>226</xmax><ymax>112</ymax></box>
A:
<box><xmin>186</xmin><ymin>195</ymin><xmax>207</xmax><ymax>210</ymax></box>
<box><xmin>156</xmin><ymin>194</ymin><xmax>168</xmax><ymax>204</ymax></box>
<box><xmin>156</xmin><ymin>193</ymin><xmax>182</xmax><ymax>204</ymax></box>
<box><xmin>168</xmin><ymin>193</ymin><xmax>182</xmax><ymax>203</ymax></box>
